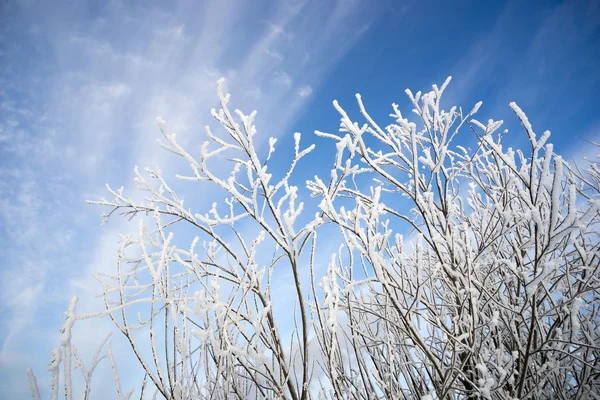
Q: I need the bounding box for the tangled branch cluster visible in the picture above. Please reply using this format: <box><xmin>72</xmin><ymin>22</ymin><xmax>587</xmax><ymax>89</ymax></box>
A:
<box><xmin>29</xmin><ymin>78</ymin><xmax>600</xmax><ymax>399</ymax></box>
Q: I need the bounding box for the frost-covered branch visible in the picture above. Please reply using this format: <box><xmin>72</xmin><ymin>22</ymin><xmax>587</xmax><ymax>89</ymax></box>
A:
<box><xmin>30</xmin><ymin>77</ymin><xmax>600</xmax><ymax>400</ymax></box>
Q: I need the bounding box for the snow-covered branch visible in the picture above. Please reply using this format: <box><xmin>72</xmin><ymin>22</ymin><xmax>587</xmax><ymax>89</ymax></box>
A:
<box><xmin>30</xmin><ymin>78</ymin><xmax>600</xmax><ymax>399</ymax></box>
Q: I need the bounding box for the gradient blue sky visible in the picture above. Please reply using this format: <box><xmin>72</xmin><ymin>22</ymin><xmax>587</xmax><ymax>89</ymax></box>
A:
<box><xmin>1</xmin><ymin>0</ymin><xmax>599</xmax><ymax>398</ymax></box>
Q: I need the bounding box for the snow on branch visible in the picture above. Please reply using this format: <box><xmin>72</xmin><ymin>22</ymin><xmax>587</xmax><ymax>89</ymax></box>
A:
<box><xmin>30</xmin><ymin>78</ymin><xmax>600</xmax><ymax>400</ymax></box>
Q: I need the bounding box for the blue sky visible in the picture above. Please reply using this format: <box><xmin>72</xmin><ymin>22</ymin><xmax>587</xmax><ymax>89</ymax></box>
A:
<box><xmin>0</xmin><ymin>0</ymin><xmax>599</xmax><ymax>398</ymax></box>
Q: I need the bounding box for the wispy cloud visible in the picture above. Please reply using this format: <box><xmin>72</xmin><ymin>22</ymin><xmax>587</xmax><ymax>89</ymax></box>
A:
<box><xmin>298</xmin><ymin>84</ymin><xmax>313</xmax><ymax>98</ymax></box>
<box><xmin>272</xmin><ymin>70</ymin><xmax>293</xmax><ymax>88</ymax></box>
<box><xmin>441</xmin><ymin>0</ymin><xmax>600</xmax><ymax>156</ymax></box>
<box><xmin>0</xmin><ymin>0</ymin><xmax>386</xmax><ymax>396</ymax></box>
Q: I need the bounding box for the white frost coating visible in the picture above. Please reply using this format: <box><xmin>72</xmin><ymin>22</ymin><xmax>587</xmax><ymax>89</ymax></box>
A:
<box><xmin>490</xmin><ymin>310</ymin><xmax>499</xmax><ymax>328</ymax></box>
<box><xmin>509</xmin><ymin>102</ymin><xmax>537</xmax><ymax>146</ymax></box>
<box><xmin>106</xmin><ymin>341</ymin><xmax>133</xmax><ymax>400</ymax></box>
<box><xmin>61</xmin><ymin>296</ymin><xmax>78</xmax><ymax>345</ymax></box>
<box><xmin>550</xmin><ymin>155</ymin><xmax>563</xmax><ymax>232</ymax></box>
<box><xmin>33</xmin><ymin>77</ymin><xmax>600</xmax><ymax>399</ymax></box>
<box><xmin>47</xmin><ymin>347</ymin><xmax>62</xmax><ymax>370</ymax></box>
<box><xmin>480</xmin><ymin>378</ymin><xmax>494</xmax><ymax>399</ymax></box>
<box><xmin>294</xmin><ymin>131</ymin><xmax>301</xmax><ymax>154</ymax></box>
<box><xmin>61</xmin><ymin>296</ymin><xmax>78</xmax><ymax>400</ymax></box>
<box><xmin>26</xmin><ymin>368</ymin><xmax>41</xmax><ymax>400</ymax></box>
<box><xmin>470</xmin><ymin>101</ymin><xmax>483</xmax><ymax>115</ymax></box>
<box><xmin>267</xmin><ymin>137</ymin><xmax>277</xmax><ymax>161</ymax></box>
<box><xmin>571</xmin><ymin>297</ymin><xmax>583</xmax><ymax>338</ymax></box>
<box><xmin>526</xmin><ymin>261</ymin><xmax>555</xmax><ymax>298</ymax></box>
<box><xmin>47</xmin><ymin>347</ymin><xmax>61</xmax><ymax>400</ymax></box>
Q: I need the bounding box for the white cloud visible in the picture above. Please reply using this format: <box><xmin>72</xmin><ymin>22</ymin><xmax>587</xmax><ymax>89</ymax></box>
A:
<box><xmin>245</xmin><ymin>86</ymin><xmax>262</xmax><ymax>99</ymax></box>
<box><xmin>265</xmin><ymin>48</ymin><xmax>284</xmax><ymax>63</ymax></box>
<box><xmin>272</xmin><ymin>70</ymin><xmax>293</xmax><ymax>88</ymax></box>
<box><xmin>298</xmin><ymin>84</ymin><xmax>313</xmax><ymax>98</ymax></box>
<box><xmin>105</xmin><ymin>83</ymin><xmax>132</xmax><ymax>98</ymax></box>
<box><xmin>0</xmin><ymin>0</ymin><xmax>387</xmax><ymax>396</ymax></box>
<box><xmin>69</xmin><ymin>35</ymin><xmax>114</xmax><ymax>55</ymax></box>
<box><xmin>564</xmin><ymin>122</ymin><xmax>600</xmax><ymax>166</ymax></box>
<box><xmin>156</xmin><ymin>24</ymin><xmax>185</xmax><ymax>38</ymax></box>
